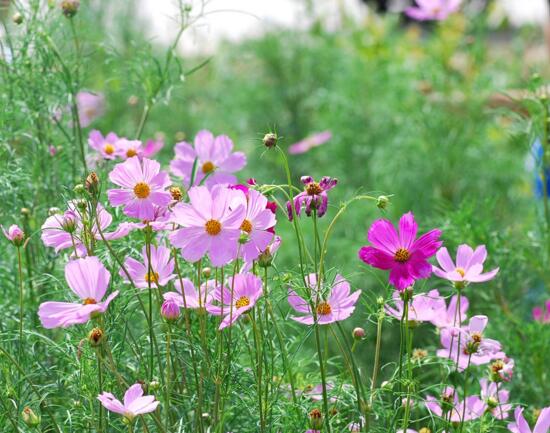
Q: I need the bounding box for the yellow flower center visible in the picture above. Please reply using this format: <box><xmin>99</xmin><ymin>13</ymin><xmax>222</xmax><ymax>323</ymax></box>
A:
<box><xmin>306</xmin><ymin>182</ymin><xmax>323</xmax><ymax>196</ymax></box>
<box><xmin>83</xmin><ymin>298</ymin><xmax>97</xmax><ymax>305</ymax></box>
<box><xmin>126</xmin><ymin>148</ymin><xmax>138</xmax><ymax>158</ymax></box>
<box><xmin>133</xmin><ymin>182</ymin><xmax>151</xmax><ymax>199</ymax></box>
<box><xmin>205</xmin><ymin>219</ymin><xmax>222</xmax><ymax>236</ymax></box>
<box><xmin>471</xmin><ymin>332</ymin><xmax>482</xmax><ymax>343</ymax></box>
<box><xmin>235</xmin><ymin>296</ymin><xmax>250</xmax><ymax>309</ymax></box>
<box><xmin>240</xmin><ymin>219</ymin><xmax>253</xmax><ymax>234</ymax></box>
<box><xmin>394</xmin><ymin>248</ymin><xmax>410</xmax><ymax>263</ymax></box>
<box><xmin>202</xmin><ymin>161</ymin><xmax>215</xmax><ymax>174</ymax></box>
<box><xmin>455</xmin><ymin>267</ymin><xmax>465</xmax><ymax>277</ymax></box>
<box><xmin>144</xmin><ymin>271</ymin><xmax>159</xmax><ymax>284</ymax></box>
<box><xmin>104</xmin><ymin>143</ymin><xmax>115</xmax><ymax>155</ymax></box>
<box><xmin>317</xmin><ymin>302</ymin><xmax>332</xmax><ymax>316</ymax></box>
<box><xmin>491</xmin><ymin>359</ymin><xmax>504</xmax><ymax>372</ymax></box>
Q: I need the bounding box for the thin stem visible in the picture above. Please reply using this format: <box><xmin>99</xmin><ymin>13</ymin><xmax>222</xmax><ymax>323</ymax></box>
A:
<box><xmin>16</xmin><ymin>246</ymin><xmax>24</xmax><ymax>405</ymax></box>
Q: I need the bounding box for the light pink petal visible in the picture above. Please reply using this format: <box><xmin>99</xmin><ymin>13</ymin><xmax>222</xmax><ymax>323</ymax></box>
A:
<box><xmin>124</xmin><ymin>383</ymin><xmax>144</xmax><ymax>406</ymax></box>
<box><xmin>108</xmin><ymin>189</ymin><xmax>135</xmax><ymax>207</ymax></box>
<box><xmin>456</xmin><ymin>244</ymin><xmax>474</xmax><ymax>268</ymax></box>
<box><xmin>188</xmin><ymin>186</ymin><xmax>213</xmax><ymax>221</ymax></box>
<box><xmin>97</xmin><ymin>393</ymin><xmax>126</xmax><ymax>415</ymax></box>
<box><xmin>194</xmin><ymin>130</ymin><xmax>215</xmax><ymax>162</ymax></box>
<box><xmin>436</xmin><ymin>247</ymin><xmax>455</xmax><ymax>272</ymax></box>
<box><xmin>170</xmin><ymin>227</ymin><xmax>211</xmax><ymax>263</ymax></box>
<box><xmin>467</xmin><ymin>268</ymin><xmax>499</xmax><ymax>283</ymax></box>
<box><xmin>469</xmin><ymin>315</ymin><xmax>488</xmax><ymax>333</ymax></box>
<box><xmin>219</xmin><ymin>152</ymin><xmax>246</xmax><ymax>172</ymax></box>
<box><xmin>534</xmin><ymin>407</ymin><xmax>550</xmax><ymax>433</ymax></box>
<box><xmin>288</xmin><ymin>291</ymin><xmax>311</xmax><ymax>314</ymax></box>
<box><xmin>209</xmin><ymin>230</ymin><xmax>240</xmax><ymax>266</ymax></box>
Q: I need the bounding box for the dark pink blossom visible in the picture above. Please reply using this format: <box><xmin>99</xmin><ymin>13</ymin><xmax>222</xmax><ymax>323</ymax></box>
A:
<box><xmin>286</xmin><ymin>176</ymin><xmax>337</xmax><ymax>220</ymax></box>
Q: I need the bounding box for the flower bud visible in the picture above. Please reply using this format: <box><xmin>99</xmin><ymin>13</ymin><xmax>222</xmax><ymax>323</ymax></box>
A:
<box><xmin>175</xmin><ymin>131</ymin><xmax>186</xmax><ymax>141</ymax></box>
<box><xmin>376</xmin><ymin>195</ymin><xmax>390</xmax><ymax>209</ymax></box>
<box><xmin>48</xmin><ymin>207</ymin><xmax>61</xmax><ymax>216</ymax></box>
<box><xmin>263</xmin><ymin>133</ymin><xmax>278</xmax><ymax>149</ymax></box>
<box><xmin>3</xmin><ymin>224</ymin><xmax>25</xmax><ymax>247</ymax></box>
<box><xmin>309</xmin><ymin>408</ymin><xmax>323</xmax><ymax>429</ymax></box>
<box><xmin>88</xmin><ymin>327</ymin><xmax>104</xmax><ymax>347</ymax></box>
<box><xmin>352</xmin><ymin>327</ymin><xmax>365</xmax><ymax>340</ymax></box>
<box><xmin>85</xmin><ymin>172</ymin><xmax>100</xmax><ymax>196</ymax></box>
<box><xmin>75</xmin><ymin>199</ymin><xmax>87</xmax><ymax>212</ymax></box>
<box><xmin>169</xmin><ymin>186</ymin><xmax>183</xmax><ymax>202</ymax></box>
<box><xmin>12</xmin><ymin>12</ymin><xmax>23</xmax><ymax>25</ymax></box>
<box><xmin>419</xmin><ymin>428</ymin><xmax>431</xmax><ymax>433</ymax></box>
<box><xmin>202</xmin><ymin>267</ymin><xmax>212</xmax><ymax>278</ymax></box>
<box><xmin>161</xmin><ymin>299</ymin><xmax>180</xmax><ymax>321</ymax></box>
<box><xmin>128</xmin><ymin>95</ymin><xmax>139</xmax><ymax>106</ymax></box>
<box><xmin>60</xmin><ymin>0</ymin><xmax>80</xmax><ymax>17</ymax></box>
<box><xmin>20</xmin><ymin>207</ymin><xmax>31</xmax><ymax>217</ymax></box>
<box><xmin>61</xmin><ymin>211</ymin><xmax>78</xmax><ymax>233</ymax></box>
<box><xmin>22</xmin><ymin>407</ymin><xmax>40</xmax><ymax>427</ymax></box>
<box><xmin>73</xmin><ymin>183</ymin><xmax>85</xmax><ymax>195</ymax></box>
<box><xmin>412</xmin><ymin>348</ymin><xmax>428</xmax><ymax>361</ymax></box>
<box><xmin>148</xmin><ymin>380</ymin><xmax>160</xmax><ymax>391</ymax></box>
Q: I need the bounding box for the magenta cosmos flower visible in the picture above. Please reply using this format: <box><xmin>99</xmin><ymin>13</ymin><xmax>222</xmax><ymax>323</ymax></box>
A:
<box><xmin>433</xmin><ymin>245</ymin><xmax>499</xmax><ymax>285</ymax></box>
<box><xmin>288</xmin><ymin>273</ymin><xmax>360</xmax><ymax>325</ymax></box>
<box><xmin>170</xmin><ymin>185</ymin><xmax>245</xmax><ymax>267</ymax></box>
<box><xmin>163</xmin><ymin>278</ymin><xmax>216</xmax><ymax>309</ymax></box>
<box><xmin>385</xmin><ymin>289</ymin><xmax>444</xmax><ymax>323</ymax></box>
<box><xmin>358</xmin><ymin>212</ymin><xmax>442</xmax><ymax>290</ymax></box>
<box><xmin>88</xmin><ymin>130</ymin><xmax>119</xmax><ymax>160</ymax></box>
<box><xmin>287</xmin><ymin>176</ymin><xmax>337</xmax><ymax>220</ymax></box>
<box><xmin>533</xmin><ymin>300</ymin><xmax>550</xmax><ymax>323</ymax></box>
<box><xmin>97</xmin><ymin>383</ymin><xmax>159</xmax><ymax>422</ymax></box>
<box><xmin>288</xmin><ymin>131</ymin><xmax>332</xmax><ymax>155</ymax></box>
<box><xmin>120</xmin><ymin>245</ymin><xmax>175</xmax><ymax>289</ymax></box>
<box><xmin>430</xmin><ymin>294</ymin><xmax>469</xmax><ymax>329</ymax></box>
<box><xmin>206</xmin><ymin>273</ymin><xmax>262</xmax><ymax>330</ymax></box>
<box><xmin>437</xmin><ymin>315</ymin><xmax>503</xmax><ymax>371</ymax></box>
<box><xmin>38</xmin><ymin>256</ymin><xmax>118</xmax><ymax>328</ymax></box>
<box><xmin>108</xmin><ymin>156</ymin><xmax>171</xmax><ymax>221</ymax></box>
<box><xmin>405</xmin><ymin>0</ymin><xmax>461</xmax><ymax>21</ymax></box>
<box><xmin>425</xmin><ymin>386</ymin><xmax>485</xmax><ymax>423</ymax></box>
<box><xmin>2</xmin><ymin>224</ymin><xmax>25</xmax><ymax>246</ymax></box>
<box><xmin>508</xmin><ymin>407</ymin><xmax>550</xmax><ymax>433</ymax></box>
<box><xmin>170</xmin><ymin>129</ymin><xmax>246</xmax><ymax>188</ymax></box>
<box><xmin>479</xmin><ymin>378</ymin><xmax>512</xmax><ymax>420</ymax></box>
<box><xmin>76</xmin><ymin>91</ymin><xmax>105</xmax><ymax>127</ymax></box>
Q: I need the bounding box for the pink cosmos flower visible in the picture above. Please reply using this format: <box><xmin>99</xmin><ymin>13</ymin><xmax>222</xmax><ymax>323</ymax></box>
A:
<box><xmin>490</xmin><ymin>356</ymin><xmax>515</xmax><ymax>382</ymax></box>
<box><xmin>508</xmin><ymin>406</ymin><xmax>550</xmax><ymax>433</ymax></box>
<box><xmin>88</xmin><ymin>130</ymin><xmax>119</xmax><ymax>160</ymax></box>
<box><xmin>170</xmin><ymin>129</ymin><xmax>246</xmax><ymax>188</ymax></box>
<box><xmin>385</xmin><ymin>289</ymin><xmax>444</xmax><ymax>322</ymax></box>
<box><xmin>233</xmin><ymin>189</ymin><xmax>276</xmax><ymax>262</ymax></box>
<box><xmin>433</xmin><ymin>245</ymin><xmax>499</xmax><ymax>285</ymax></box>
<box><xmin>108</xmin><ymin>156</ymin><xmax>171</xmax><ymax>220</ymax></box>
<box><xmin>437</xmin><ymin>315</ymin><xmax>503</xmax><ymax>371</ymax></box>
<box><xmin>425</xmin><ymin>386</ymin><xmax>485</xmax><ymax>423</ymax></box>
<box><xmin>288</xmin><ymin>273</ymin><xmax>360</xmax><ymax>325</ymax></box>
<box><xmin>142</xmin><ymin>138</ymin><xmax>164</xmax><ymax>158</ymax></box>
<box><xmin>430</xmin><ymin>294</ymin><xmax>469</xmax><ymax>328</ymax></box>
<box><xmin>169</xmin><ymin>185</ymin><xmax>245</xmax><ymax>267</ymax></box>
<box><xmin>358</xmin><ymin>212</ymin><xmax>442</xmax><ymax>290</ymax></box>
<box><xmin>532</xmin><ymin>300</ymin><xmax>550</xmax><ymax>323</ymax></box>
<box><xmin>76</xmin><ymin>91</ymin><xmax>105</xmax><ymax>127</ymax></box>
<box><xmin>41</xmin><ymin>202</ymin><xmax>135</xmax><ymax>255</ymax></box>
<box><xmin>161</xmin><ymin>298</ymin><xmax>180</xmax><ymax>320</ymax></box>
<box><xmin>116</xmin><ymin>138</ymin><xmax>143</xmax><ymax>160</ymax></box>
<box><xmin>479</xmin><ymin>378</ymin><xmax>512</xmax><ymax>420</ymax></box>
<box><xmin>288</xmin><ymin>131</ymin><xmax>332</xmax><ymax>155</ymax></box>
<box><xmin>120</xmin><ymin>245</ymin><xmax>175</xmax><ymax>289</ymax></box>
<box><xmin>206</xmin><ymin>273</ymin><xmax>262</xmax><ymax>330</ymax></box>
<box><xmin>38</xmin><ymin>256</ymin><xmax>118</xmax><ymax>328</ymax></box>
<box><xmin>49</xmin><ymin>145</ymin><xmax>57</xmax><ymax>156</ymax></box>
<box><xmin>287</xmin><ymin>176</ymin><xmax>337</xmax><ymax>220</ymax></box>
<box><xmin>163</xmin><ymin>278</ymin><xmax>216</xmax><ymax>309</ymax></box>
<box><xmin>241</xmin><ymin>235</ymin><xmax>282</xmax><ymax>272</ymax></box>
<box><xmin>2</xmin><ymin>224</ymin><xmax>25</xmax><ymax>246</ymax></box>
<box><xmin>302</xmin><ymin>383</ymin><xmax>338</xmax><ymax>403</ymax></box>
<box><xmin>97</xmin><ymin>383</ymin><xmax>159</xmax><ymax>421</ymax></box>
<box><xmin>405</xmin><ymin>0</ymin><xmax>461</xmax><ymax>21</ymax></box>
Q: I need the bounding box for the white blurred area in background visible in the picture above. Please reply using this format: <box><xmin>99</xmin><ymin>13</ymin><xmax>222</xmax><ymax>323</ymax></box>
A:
<box><xmin>138</xmin><ymin>0</ymin><xmax>550</xmax><ymax>54</ymax></box>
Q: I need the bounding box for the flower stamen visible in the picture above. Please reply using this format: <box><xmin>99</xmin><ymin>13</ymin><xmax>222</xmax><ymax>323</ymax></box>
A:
<box><xmin>83</xmin><ymin>298</ymin><xmax>97</xmax><ymax>305</ymax></box>
<box><xmin>205</xmin><ymin>219</ymin><xmax>222</xmax><ymax>235</ymax></box>
<box><xmin>394</xmin><ymin>248</ymin><xmax>410</xmax><ymax>263</ymax></box>
<box><xmin>104</xmin><ymin>143</ymin><xmax>115</xmax><ymax>155</ymax></box>
<box><xmin>236</xmin><ymin>296</ymin><xmax>250</xmax><ymax>309</ymax></box>
<box><xmin>317</xmin><ymin>302</ymin><xmax>332</xmax><ymax>316</ymax></box>
<box><xmin>144</xmin><ymin>271</ymin><xmax>159</xmax><ymax>284</ymax></box>
<box><xmin>306</xmin><ymin>182</ymin><xmax>323</xmax><ymax>196</ymax></box>
<box><xmin>202</xmin><ymin>161</ymin><xmax>215</xmax><ymax>174</ymax></box>
<box><xmin>133</xmin><ymin>182</ymin><xmax>151</xmax><ymax>199</ymax></box>
<box><xmin>240</xmin><ymin>219</ymin><xmax>253</xmax><ymax>233</ymax></box>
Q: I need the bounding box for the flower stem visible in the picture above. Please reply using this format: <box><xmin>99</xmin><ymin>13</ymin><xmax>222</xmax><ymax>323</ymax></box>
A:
<box><xmin>16</xmin><ymin>245</ymin><xmax>24</xmax><ymax>404</ymax></box>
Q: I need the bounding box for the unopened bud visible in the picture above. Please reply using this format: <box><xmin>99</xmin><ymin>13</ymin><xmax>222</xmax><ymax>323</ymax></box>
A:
<box><xmin>376</xmin><ymin>195</ymin><xmax>390</xmax><ymax>210</ymax></box>
<box><xmin>161</xmin><ymin>299</ymin><xmax>180</xmax><ymax>321</ymax></box>
<box><xmin>263</xmin><ymin>133</ymin><xmax>278</xmax><ymax>149</ymax></box>
<box><xmin>3</xmin><ymin>224</ymin><xmax>25</xmax><ymax>247</ymax></box>
<box><xmin>88</xmin><ymin>327</ymin><xmax>104</xmax><ymax>347</ymax></box>
<box><xmin>60</xmin><ymin>0</ymin><xmax>80</xmax><ymax>17</ymax></box>
<box><xmin>61</xmin><ymin>211</ymin><xmax>78</xmax><ymax>233</ymax></box>
<box><xmin>169</xmin><ymin>186</ymin><xmax>183</xmax><ymax>202</ymax></box>
<box><xmin>419</xmin><ymin>428</ymin><xmax>431</xmax><ymax>433</ymax></box>
<box><xmin>22</xmin><ymin>407</ymin><xmax>40</xmax><ymax>427</ymax></box>
<box><xmin>20</xmin><ymin>207</ymin><xmax>31</xmax><ymax>217</ymax></box>
<box><xmin>128</xmin><ymin>95</ymin><xmax>139</xmax><ymax>106</ymax></box>
<box><xmin>202</xmin><ymin>267</ymin><xmax>211</xmax><ymax>278</ymax></box>
<box><xmin>13</xmin><ymin>12</ymin><xmax>23</xmax><ymax>24</ymax></box>
<box><xmin>73</xmin><ymin>183</ymin><xmax>85</xmax><ymax>195</ymax></box>
<box><xmin>309</xmin><ymin>408</ymin><xmax>323</xmax><ymax>429</ymax></box>
<box><xmin>85</xmin><ymin>172</ymin><xmax>100</xmax><ymax>196</ymax></box>
<box><xmin>148</xmin><ymin>380</ymin><xmax>160</xmax><ymax>391</ymax></box>
<box><xmin>48</xmin><ymin>207</ymin><xmax>61</xmax><ymax>216</ymax></box>
<box><xmin>352</xmin><ymin>327</ymin><xmax>365</xmax><ymax>340</ymax></box>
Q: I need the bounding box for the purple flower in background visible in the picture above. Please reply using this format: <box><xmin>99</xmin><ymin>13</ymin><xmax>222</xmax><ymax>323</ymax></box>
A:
<box><xmin>405</xmin><ymin>0</ymin><xmax>461</xmax><ymax>21</ymax></box>
<box><xmin>170</xmin><ymin>130</ymin><xmax>246</xmax><ymax>188</ymax></box>
<box><xmin>38</xmin><ymin>256</ymin><xmax>118</xmax><ymax>328</ymax></box>
<box><xmin>142</xmin><ymin>138</ymin><xmax>164</xmax><ymax>158</ymax></box>
<box><xmin>120</xmin><ymin>245</ymin><xmax>175</xmax><ymax>289</ymax></box>
<box><xmin>425</xmin><ymin>386</ymin><xmax>485</xmax><ymax>423</ymax></box>
<box><xmin>508</xmin><ymin>407</ymin><xmax>550</xmax><ymax>433</ymax></box>
<box><xmin>303</xmin><ymin>383</ymin><xmax>338</xmax><ymax>403</ymax></box>
<box><xmin>2</xmin><ymin>224</ymin><xmax>25</xmax><ymax>246</ymax></box>
<box><xmin>88</xmin><ymin>130</ymin><xmax>119</xmax><ymax>160</ymax></box>
<box><xmin>116</xmin><ymin>138</ymin><xmax>143</xmax><ymax>160</ymax></box>
<box><xmin>533</xmin><ymin>300</ymin><xmax>550</xmax><ymax>323</ymax></box>
<box><xmin>97</xmin><ymin>383</ymin><xmax>159</xmax><ymax>421</ymax></box>
<box><xmin>433</xmin><ymin>245</ymin><xmax>499</xmax><ymax>285</ymax></box>
<box><xmin>286</xmin><ymin>176</ymin><xmax>337</xmax><ymax>220</ymax></box>
<box><xmin>288</xmin><ymin>131</ymin><xmax>332</xmax><ymax>155</ymax></box>
<box><xmin>479</xmin><ymin>378</ymin><xmax>512</xmax><ymax>420</ymax></box>
<box><xmin>108</xmin><ymin>157</ymin><xmax>171</xmax><ymax>220</ymax></box>
<box><xmin>288</xmin><ymin>273</ymin><xmax>360</xmax><ymax>325</ymax></box>
<box><xmin>164</xmin><ymin>278</ymin><xmax>216</xmax><ymax>309</ymax></box>
<box><xmin>358</xmin><ymin>212</ymin><xmax>442</xmax><ymax>290</ymax></box>
<box><xmin>430</xmin><ymin>294</ymin><xmax>469</xmax><ymax>328</ymax></box>
<box><xmin>385</xmin><ymin>289</ymin><xmax>444</xmax><ymax>323</ymax></box>
<box><xmin>76</xmin><ymin>91</ymin><xmax>105</xmax><ymax>127</ymax></box>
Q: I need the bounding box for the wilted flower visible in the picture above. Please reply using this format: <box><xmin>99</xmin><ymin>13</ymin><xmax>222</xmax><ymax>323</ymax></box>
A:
<box><xmin>405</xmin><ymin>0</ymin><xmax>461</xmax><ymax>21</ymax></box>
<box><xmin>309</xmin><ymin>409</ymin><xmax>323</xmax><ymax>429</ymax></box>
<box><xmin>288</xmin><ymin>131</ymin><xmax>332</xmax><ymax>154</ymax></box>
<box><xmin>88</xmin><ymin>130</ymin><xmax>119</xmax><ymax>160</ymax></box>
<box><xmin>358</xmin><ymin>212</ymin><xmax>442</xmax><ymax>290</ymax></box>
<box><xmin>120</xmin><ymin>245</ymin><xmax>175</xmax><ymax>289</ymax></box>
<box><xmin>97</xmin><ymin>383</ymin><xmax>159</xmax><ymax>422</ymax></box>
<box><xmin>88</xmin><ymin>327</ymin><xmax>104</xmax><ymax>347</ymax></box>
<box><xmin>507</xmin><ymin>406</ymin><xmax>550</xmax><ymax>433</ymax></box>
<box><xmin>76</xmin><ymin>91</ymin><xmax>104</xmax><ymax>127</ymax></box>
<box><xmin>286</xmin><ymin>176</ymin><xmax>337</xmax><ymax>220</ymax></box>
<box><xmin>2</xmin><ymin>224</ymin><xmax>25</xmax><ymax>246</ymax></box>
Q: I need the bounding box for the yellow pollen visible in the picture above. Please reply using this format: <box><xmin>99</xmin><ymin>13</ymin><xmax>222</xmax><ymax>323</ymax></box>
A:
<box><xmin>455</xmin><ymin>267</ymin><xmax>465</xmax><ymax>277</ymax></box>
<box><xmin>144</xmin><ymin>271</ymin><xmax>159</xmax><ymax>284</ymax></box>
<box><xmin>235</xmin><ymin>296</ymin><xmax>250</xmax><ymax>309</ymax></box>
<box><xmin>306</xmin><ymin>182</ymin><xmax>323</xmax><ymax>196</ymax></box>
<box><xmin>317</xmin><ymin>302</ymin><xmax>332</xmax><ymax>316</ymax></box>
<box><xmin>491</xmin><ymin>360</ymin><xmax>504</xmax><ymax>372</ymax></box>
<box><xmin>240</xmin><ymin>219</ymin><xmax>253</xmax><ymax>234</ymax></box>
<box><xmin>83</xmin><ymin>298</ymin><xmax>97</xmax><ymax>305</ymax></box>
<box><xmin>133</xmin><ymin>182</ymin><xmax>151</xmax><ymax>199</ymax></box>
<box><xmin>205</xmin><ymin>219</ymin><xmax>222</xmax><ymax>236</ymax></box>
<box><xmin>126</xmin><ymin>148</ymin><xmax>137</xmax><ymax>158</ymax></box>
<box><xmin>471</xmin><ymin>332</ymin><xmax>482</xmax><ymax>343</ymax></box>
<box><xmin>394</xmin><ymin>248</ymin><xmax>410</xmax><ymax>263</ymax></box>
<box><xmin>202</xmin><ymin>161</ymin><xmax>215</xmax><ymax>174</ymax></box>
<box><xmin>104</xmin><ymin>143</ymin><xmax>115</xmax><ymax>155</ymax></box>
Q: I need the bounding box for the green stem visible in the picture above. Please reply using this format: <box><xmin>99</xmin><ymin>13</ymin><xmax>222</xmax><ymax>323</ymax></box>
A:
<box><xmin>16</xmin><ymin>246</ymin><xmax>24</xmax><ymax>404</ymax></box>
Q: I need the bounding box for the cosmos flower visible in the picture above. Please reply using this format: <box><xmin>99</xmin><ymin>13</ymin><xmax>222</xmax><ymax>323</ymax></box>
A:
<box><xmin>206</xmin><ymin>273</ymin><xmax>262</xmax><ymax>330</ymax></box>
<box><xmin>286</xmin><ymin>176</ymin><xmax>337</xmax><ymax>220</ymax></box>
<box><xmin>532</xmin><ymin>300</ymin><xmax>550</xmax><ymax>323</ymax></box>
<box><xmin>2</xmin><ymin>224</ymin><xmax>25</xmax><ymax>246</ymax></box>
<box><xmin>430</xmin><ymin>294</ymin><xmax>469</xmax><ymax>329</ymax></box>
<box><xmin>120</xmin><ymin>245</ymin><xmax>175</xmax><ymax>289</ymax></box>
<box><xmin>508</xmin><ymin>406</ymin><xmax>550</xmax><ymax>433</ymax></box>
<box><xmin>76</xmin><ymin>91</ymin><xmax>105</xmax><ymax>127</ymax></box>
<box><xmin>385</xmin><ymin>289</ymin><xmax>445</xmax><ymax>323</ymax></box>
<box><xmin>88</xmin><ymin>130</ymin><xmax>119</xmax><ymax>160</ymax></box>
<box><xmin>302</xmin><ymin>383</ymin><xmax>338</xmax><ymax>403</ymax></box>
<box><xmin>433</xmin><ymin>245</ymin><xmax>499</xmax><ymax>285</ymax></box>
<box><xmin>108</xmin><ymin>156</ymin><xmax>172</xmax><ymax>220</ymax></box>
<box><xmin>116</xmin><ymin>138</ymin><xmax>143</xmax><ymax>160</ymax></box>
<box><xmin>169</xmin><ymin>185</ymin><xmax>245</xmax><ymax>267</ymax></box>
<box><xmin>288</xmin><ymin>131</ymin><xmax>332</xmax><ymax>155</ymax></box>
<box><xmin>170</xmin><ymin>129</ymin><xmax>246</xmax><ymax>188</ymax></box>
<box><xmin>425</xmin><ymin>386</ymin><xmax>485</xmax><ymax>423</ymax></box>
<box><xmin>241</xmin><ymin>235</ymin><xmax>282</xmax><ymax>272</ymax></box>
<box><xmin>97</xmin><ymin>383</ymin><xmax>159</xmax><ymax>422</ymax></box>
<box><xmin>479</xmin><ymin>378</ymin><xmax>512</xmax><ymax>420</ymax></box>
<box><xmin>358</xmin><ymin>212</ymin><xmax>442</xmax><ymax>290</ymax></box>
<box><xmin>405</xmin><ymin>0</ymin><xmax>461</xmax><ymax>21</ymax></box>
<box><xmin>163</xmin><ymin>278</ymin><xmax>216</xmax><ymax>309</ymax></box>
<box><xmin>38</xmin><ymin>256</ymin><xmax>118</xmax><ymax>328</ymax></box>
<box><xmin>490</xmin><ymin>356</ymin><xmax>515</xmax><ymax>382</ymax></box>
<box><xmin>288</xmin><ymin>273</ymin><xmax>360</xmax><ymax>325</ymax></box>
<box><xmin>142</xmin><ymin>138</ymin><xmax>164</xmax><ymax>158</ymax></box>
